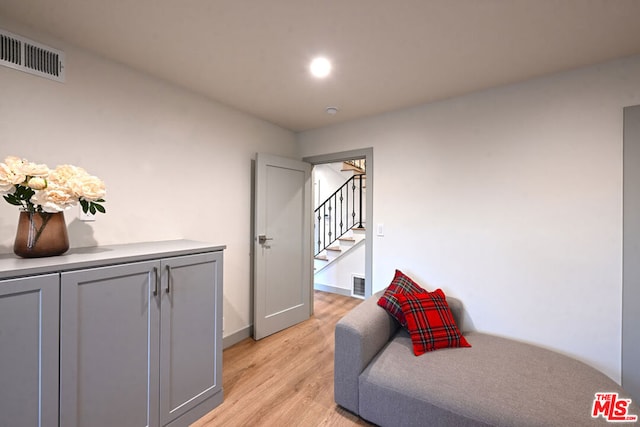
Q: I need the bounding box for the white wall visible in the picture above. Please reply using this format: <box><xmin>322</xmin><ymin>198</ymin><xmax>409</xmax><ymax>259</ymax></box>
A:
<box><xmin>314</xmin><ymin>240</ymin><xmax>365</xmax><ymax>293</ymax></box>
<box><xmin>298</xmin><ymin>55</ymin><xmax>640</xmax><ymax>382</ymax></box>
<box><xmin>313</xmin><ymin>163</ymin><xmax>350</xmax><ymax>207</ymax></box>
<box><xmin>0</xmin><ymin>19</ymin><xmax>298</xmax><ymax>340</ymax></box>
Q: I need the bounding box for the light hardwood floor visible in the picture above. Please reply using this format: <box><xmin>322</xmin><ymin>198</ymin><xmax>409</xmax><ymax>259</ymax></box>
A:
<box><xmin>191</xmin><ymin>291</ymin><xmax>374</xmax><ymax>427</ymax></box>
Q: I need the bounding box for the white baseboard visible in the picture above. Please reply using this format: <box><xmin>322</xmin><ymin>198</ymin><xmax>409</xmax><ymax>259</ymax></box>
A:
<box><xmin>314</xmin><ymin>283</ymin><xmax>352</xmax><ymax>296</ymax></box>
<box><xmin>223</xmin><ymin>326</ymin><xmax>252</xmax><ymax>349</ymax></box>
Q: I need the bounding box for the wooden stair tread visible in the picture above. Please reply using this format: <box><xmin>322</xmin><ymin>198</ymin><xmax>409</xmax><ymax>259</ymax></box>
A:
<box><xmin>341</xmin><ymin>164</ymin><xmax>365</xmax><ymax>173</ymax></box>
<box><xmin>315</xmin><ymin>255</ymin><xmax>328</xmax><ymax>261</ymax></box>
<box><xmin>338</xmin><ymin>237</ymin><xmax>356</xmax><ymax>242</ymax></box>
<box><xmin>326</xmin><ymin>246</ymin><xmax>342</xmax><ymax>252</ymax></box>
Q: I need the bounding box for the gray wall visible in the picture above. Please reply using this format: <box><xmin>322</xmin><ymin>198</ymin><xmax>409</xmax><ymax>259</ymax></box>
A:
<box><xmin>623</xmin><ymin>105</ymin><xmax>640</xmax><ymax>401</ymax></box>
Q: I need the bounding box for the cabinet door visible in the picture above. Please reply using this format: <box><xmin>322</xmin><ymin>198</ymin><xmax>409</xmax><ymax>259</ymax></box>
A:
<box><xmin>60</xmin><ymin>261</ymin><xmax>160</xmax><ymax>427</ymax></box>
<box><xmin>159</xmin><ymin>252</ymin><xmax>223</xmax><ymax>426</ymax></box>
<box><xmin>0</xmin><ymin>274</ymin><xmax>59</xmax><ymax>427</ymax></box>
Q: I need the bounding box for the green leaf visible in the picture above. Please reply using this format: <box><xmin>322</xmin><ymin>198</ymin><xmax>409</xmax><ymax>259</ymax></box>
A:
<box><xmin>90</xmin><ymin>204</ymin><xmax>96</xmax><ymax>215</ymax></box>
<box><xmin>4</xmin><ymin>194</ymin><xmax>20</xmax><ymax>206</ymax></box>
<box><xmin>94</xmin><ymin>203</ymin><xmax>106</xmax><ymax>213</ymax></box>
<box><xmin>15</xmin><ymin>185</ymin><xmax>34</xmax><ymax>200</ymax></box>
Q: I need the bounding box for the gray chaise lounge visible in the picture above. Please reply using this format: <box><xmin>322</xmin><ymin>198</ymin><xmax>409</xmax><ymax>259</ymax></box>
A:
<box><xmin>335</xmin><ymin>291</ymin><xmax>639</xmax><ymax>426</ymax></box>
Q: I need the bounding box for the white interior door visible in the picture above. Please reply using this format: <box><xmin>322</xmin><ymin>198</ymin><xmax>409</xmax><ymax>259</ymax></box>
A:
<box><xmin>254</xmin><ymin>153</ymin><xmax>312</xmax><ymax>340</ymax></box>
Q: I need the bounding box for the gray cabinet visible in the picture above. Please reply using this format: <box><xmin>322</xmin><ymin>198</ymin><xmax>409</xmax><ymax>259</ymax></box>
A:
<box><xmin>0</xmin><ymin>274</ymin><xmax>59</xmax><ymax>427</ymax></box>
<box><xmin>159</xmin><ymin>253</ymin><xmax>223</xmax><ymax>427</ymax></box>
<box><xmin>60</xmin><ymin>260</ymin><xmax>161</xmax><ymax>427</ymax></box>
<box><xmin>0</xmin><ymin>240</ymin><xmax>224</xmax><ymax>427</ymax></box>
<box><xmin>60</xmin><ymin>252</ymin><xmax>223</xmax><ymax>427</ymax></box>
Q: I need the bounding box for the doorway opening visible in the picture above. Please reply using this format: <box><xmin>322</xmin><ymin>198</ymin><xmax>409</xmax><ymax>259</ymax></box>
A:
<box><xmin>304</xmin><ymin>148</ymin><xmax>373</xmax><ymax>299</ymax></box>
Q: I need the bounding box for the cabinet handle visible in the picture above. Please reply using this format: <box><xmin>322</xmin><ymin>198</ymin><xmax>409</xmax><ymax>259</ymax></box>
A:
<box><xmin>166</xmin><ymin>265</ymin><xmax>171</xmax><ymax>294</ymax></box>
<box><xmin>153</xmin><ymin>267</ymin><xmax>159</xmax><ymax>296</ymax></box>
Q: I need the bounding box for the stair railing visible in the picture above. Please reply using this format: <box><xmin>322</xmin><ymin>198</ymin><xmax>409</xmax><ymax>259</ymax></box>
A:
<box><xmin>314</xmin><ymin>174</ymin><xmax>365</xmax><ymax>256</ymax></box>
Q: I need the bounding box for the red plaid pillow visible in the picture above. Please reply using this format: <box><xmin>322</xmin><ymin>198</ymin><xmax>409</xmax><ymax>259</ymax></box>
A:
<box><xmin>377</xmin><ymin>269</ymin><xmax>427</xmax><ymax>327</ymax></box>
<box><xmin>397</xmin><ymin>289</ymin><xmax>471</xmax><ymax>356</ymax></box>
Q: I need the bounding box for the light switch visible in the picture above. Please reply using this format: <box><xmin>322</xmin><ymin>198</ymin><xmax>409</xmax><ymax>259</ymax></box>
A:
<box><xmin>377</xmin><ymin>223</ymin><xmax>384</xmax><ymax>236</ymax></box>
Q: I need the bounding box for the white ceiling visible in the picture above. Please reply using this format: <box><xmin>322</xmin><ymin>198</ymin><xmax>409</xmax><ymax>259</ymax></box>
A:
<box><xmin>2</xmin><ymin>0</ymin><xmax>640</xmax><ymax>132</ymax></box>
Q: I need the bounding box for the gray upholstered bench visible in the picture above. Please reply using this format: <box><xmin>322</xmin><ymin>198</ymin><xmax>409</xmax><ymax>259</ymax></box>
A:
<box><xmin>335</xmin><ymin>291</ymin><xmax>639</xmax><ymax>426</ymax></box>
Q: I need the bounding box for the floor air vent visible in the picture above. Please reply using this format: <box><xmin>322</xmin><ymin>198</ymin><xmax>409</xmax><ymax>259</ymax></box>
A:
<box><xmin>1</xmin><ymin>29</ymin><xmax>65</xmax><ymax>82</ymax></box>
<box><xmin>352</xmin><ymin>275</ymin><xmax>365</xmax><ymax>299</ymax></box>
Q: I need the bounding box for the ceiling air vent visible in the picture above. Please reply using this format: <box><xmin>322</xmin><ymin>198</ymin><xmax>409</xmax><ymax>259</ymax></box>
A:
<box><xmin>1</xmin><ymin>29</ymin><xmax>65</xmax><ymax>82</ymax></box>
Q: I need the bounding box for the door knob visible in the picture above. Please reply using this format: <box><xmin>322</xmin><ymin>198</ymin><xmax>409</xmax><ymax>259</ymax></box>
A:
<box><xmin>258</xmin><ymin>235</ymin><xmax>273</xmax><ymax>244</ymax></box>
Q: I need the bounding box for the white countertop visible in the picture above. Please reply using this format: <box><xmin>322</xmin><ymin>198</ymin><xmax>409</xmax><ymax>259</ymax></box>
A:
<box><xmin>0</xmin><ymin>240</ymin><xmax>226</xmax><ymax>280</ymax></box>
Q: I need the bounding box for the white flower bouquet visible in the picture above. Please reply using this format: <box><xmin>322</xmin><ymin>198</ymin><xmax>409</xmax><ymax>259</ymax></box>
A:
<box><xmin>0</xmin><ymin>156</ymin><xmax>106</xmax><ymax>214</ymax></box>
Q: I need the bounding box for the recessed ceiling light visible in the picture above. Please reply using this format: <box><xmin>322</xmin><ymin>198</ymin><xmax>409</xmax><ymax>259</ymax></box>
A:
<box><xmin>325</xmin><ymin>106</ymin><xmax>339</xmax><ymax>115</ymax></box>
<box><xmin>310</xmin><ymin>57</ymin><xmax>332</xmax><ymax>78</ymax></box>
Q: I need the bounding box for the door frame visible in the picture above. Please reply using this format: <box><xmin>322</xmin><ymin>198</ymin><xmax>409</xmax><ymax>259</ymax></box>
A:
<box><xmin>304</xmin><ymin>147</ymin><xmax>374</xmax><ymax>299</ymax></box>
<box><xmin>623</xmin><ymin>105</ymin><xmax>640</xmax><ymax>401</ymax></box>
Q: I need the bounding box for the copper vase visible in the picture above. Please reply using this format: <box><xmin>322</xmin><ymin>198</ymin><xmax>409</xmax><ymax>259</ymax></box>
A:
<box><xmin>13</xmin><ymin>211</ymin><xmax>70</xmax><ymax>258</ymax></box>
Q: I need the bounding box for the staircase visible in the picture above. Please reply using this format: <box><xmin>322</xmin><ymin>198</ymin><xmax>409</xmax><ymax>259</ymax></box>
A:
<box><xmin>313</xmin><ymin>227</ymin><xmax>366</xmax><ymax>270</ymax></box>
<box><xmin>314</xmin><ymin>160</ymin><xmax>366</xmax><ymax>297</ymax></box>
